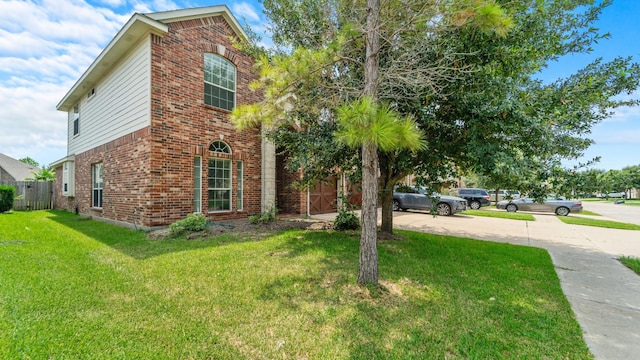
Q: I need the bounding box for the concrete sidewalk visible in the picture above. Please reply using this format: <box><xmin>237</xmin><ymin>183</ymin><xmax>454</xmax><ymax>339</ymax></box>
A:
<box><xmin>311</xmin><ymin>210</ymin><xmax>640</xmax><ymax>359</ymax></box>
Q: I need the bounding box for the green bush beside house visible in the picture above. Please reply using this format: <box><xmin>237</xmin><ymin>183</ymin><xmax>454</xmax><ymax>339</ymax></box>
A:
<box><xmin>0</xmin><ymin>185</ymin><xmax>16</xmax><ymax>213</ymax></box>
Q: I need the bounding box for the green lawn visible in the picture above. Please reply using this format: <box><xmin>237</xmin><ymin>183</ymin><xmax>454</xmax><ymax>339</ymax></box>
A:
<box><xmin>620</xmin><ymin>256</ymin><xmax>640</xmax><ymax>275</ymax></box>
<box><xmin>463</xmin><ymin>208</ymin><xmax>535</xmax><ymax>221</ymax></box>
<box><xmin>0</xmin><ymin>211</ymin><xmax>591</xmax><ymax>359</ymax></box>
<box><xmin>557</xmin><ymin>216</ymin><xmax>640</xmax><ymax>230</ymax></box>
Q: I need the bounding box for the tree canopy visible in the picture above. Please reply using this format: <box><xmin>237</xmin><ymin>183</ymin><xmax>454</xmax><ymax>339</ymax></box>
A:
<box><xmin>232</xmin><ymin>0</ymin><xmax>640</xmax><ymax>283</ymax></box>
<box><xmin>19</xmin><ymin>157</ymin><xmax>39</xmax><ymax>168</ymax></box>
<box><xmin>26</xmin><ymin>168</ymin><xmax>56</xmax><ymax>182</ymax></box>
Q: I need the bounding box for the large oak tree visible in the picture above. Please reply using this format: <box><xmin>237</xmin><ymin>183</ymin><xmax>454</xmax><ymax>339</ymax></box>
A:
<box><xmin>232</xmin><ymin>0</ymin><xmax>639</xmax><ymax>283</ymax></box>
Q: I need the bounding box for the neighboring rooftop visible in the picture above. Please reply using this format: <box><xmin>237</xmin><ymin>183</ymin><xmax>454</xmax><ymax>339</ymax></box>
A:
<box><xmin>0</xmin><ymin>153</ymin><xmax>39</xmax><ymax>181</ymax></box>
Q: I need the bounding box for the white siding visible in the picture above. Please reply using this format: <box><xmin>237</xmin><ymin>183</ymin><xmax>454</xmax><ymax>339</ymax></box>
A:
<box><xmin>62</xmin><ymin>161</ymin><xmax>75</xmax><ymax>196</ymax></box>
<box><xmin>68</xmin><ymin>37</ymin><xmax>151</xmax><ymax>155</ymax></box>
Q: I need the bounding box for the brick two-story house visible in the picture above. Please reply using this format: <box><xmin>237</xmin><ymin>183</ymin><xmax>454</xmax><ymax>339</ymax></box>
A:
<box><xmin>50</xmin><ymin>6</ymin><xmax>304</xmax><ymax>229</ymax></box>
<box><xmin>51</xmin><ymin>5</ymin><xmax>358</xmax><ymax>229</ymax></box>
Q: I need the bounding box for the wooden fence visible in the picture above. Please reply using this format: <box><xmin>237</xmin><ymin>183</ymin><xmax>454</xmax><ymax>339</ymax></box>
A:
<box><xmin>0</xmin><ymin>181</ymin><xmax>55</xmax><ymax>211</ymax></box>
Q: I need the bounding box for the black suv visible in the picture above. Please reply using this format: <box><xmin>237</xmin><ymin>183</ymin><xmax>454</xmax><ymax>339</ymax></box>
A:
<box><xmin>457</xmin><ymin>188</ymin><xmax>491</xmax><ymax>209</ymax></box>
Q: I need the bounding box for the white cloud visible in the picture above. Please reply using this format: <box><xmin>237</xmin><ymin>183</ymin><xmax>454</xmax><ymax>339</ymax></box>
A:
<box><xmin>0</xmin><ymin>0</ymin><xmax>126</xmax><ymax>43</ymax></box>
<box><xmin>130</xmin><ymin>0</ymin><xmax>180</xmax><ymax>13</ymax></box>
<box><xmin>231</xmin><ymin>2</ymin><xmax>260</xmax><ymax>22</ymax></box>
<box><xmin>607</xmin><ymin>105</ymin><xmax>640</xmax><ymax>123</ymax></box>
<box><xmin>0</xmin><ymin>80</ymin><xmax>69</xmax><ymax>166</ymax></box>
<box><xmin>0</xmin><ymin>0</ymin><xmax>134</xmax><ymax>166</ymax></box>
<box><xmin>0</xmin><ymin>0</ymin><xmax>269</xmax><ymax>167</ymax></box>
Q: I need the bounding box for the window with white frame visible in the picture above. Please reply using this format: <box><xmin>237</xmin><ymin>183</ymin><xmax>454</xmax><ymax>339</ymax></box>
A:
<box><xmin>73</xmin><ymin>105</ymin><xmax>80</xmax><ymax>136</ymax></box>
<box><xmin>194</xmin><ymin>156</ymin><xmax>202</xmax><ymax>213</ymax></box>
<box><xmin>207</xmin><ymin>158</ymin><xmax>231</xmax><ymax>211</ymax></box>
<box><xmin>62</xmin><ymin>161</ymin><xmax>75</xmax><ymax>196</ymax></box>
<box><xmin>204</xmin><ymin>54</ymin><xmax>236</xmax><ymax>111</ymax></box>
<box><xmin>92</xmin><ymin>163</ymin><xmax>103</xmax><ymax>208</ymax></box>
<box><xmin>236</xmin><ymin>161</ymin><xmax>243</xmax><ymax>210</ymax></box>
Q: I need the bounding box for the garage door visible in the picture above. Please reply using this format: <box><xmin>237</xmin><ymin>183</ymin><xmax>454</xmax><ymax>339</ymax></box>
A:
<box><xmin>309</xmin><ymin>177</ymin><xmax>337</xmax><ymax>214</ymax></box>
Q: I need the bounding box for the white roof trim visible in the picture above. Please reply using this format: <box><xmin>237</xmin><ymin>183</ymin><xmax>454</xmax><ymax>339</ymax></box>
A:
<box><xmin>57</xmin><ymin>6</ymin><xmax>249</xmax><ymax>112</ymax></box>
<box><xmin>146</xmin><ymin>5</ymin><xmax>248</xmax><ymax>40</ymax></box>
<box><xmin>57</xmin><ymin>14</ymin><xmax>168</xmax><ymax>111</ymax></box>
<box><xmin>50</xmin><ymin>154</ymin><xmax>76</xmax><ymax>168</ymax></box>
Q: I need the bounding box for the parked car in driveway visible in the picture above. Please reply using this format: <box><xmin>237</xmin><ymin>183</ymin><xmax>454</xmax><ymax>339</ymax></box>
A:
<box><xmin>457</xmin><ymin>188</ymin><xmax>491</xmax><ymax>209</ymax></box>
<box><xmin>489</xmin><ymin>190</ymin><xmax>521</xmax><ymax>202</ymax></box>
<box><xmin>393</xmin><ymin>186</ymin><xmax>467</xmax><ymax>216</ymax></box>
<box><xmin>495</xmin><ymin>198</ymin><xmax>583</xmax><ymax>216</ymax></box>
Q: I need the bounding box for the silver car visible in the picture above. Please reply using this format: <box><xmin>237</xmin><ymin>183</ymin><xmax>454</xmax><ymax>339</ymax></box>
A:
<box><xmin>393</xmin><ymin>187</ymin><xmax>467</xmax><ymax>216</ymax></box>
<box><xmin>489</xmin><ymin>190</ymin><xmax>521</xmax><ymax>202</ymax></box>
<box><xmin>496</xmin><ymin>198</ymin><xmax>583</xmax><ymax>216</ymax></box>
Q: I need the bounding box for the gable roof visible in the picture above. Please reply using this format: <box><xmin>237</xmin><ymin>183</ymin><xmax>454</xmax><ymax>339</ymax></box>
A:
<box><xmin>0</xmin><ymin>153</ymin><xmax>40</xmax><ymax>181</ymax></box>
<box><xmin>57</xmin><ymin>5</ymin><xmax>247</xmax><ymax>112</ymax></box>
<box><xmin>145</xmin><ymin>5</ymin><xmax>247</xmax><ymax>38</ymax></box>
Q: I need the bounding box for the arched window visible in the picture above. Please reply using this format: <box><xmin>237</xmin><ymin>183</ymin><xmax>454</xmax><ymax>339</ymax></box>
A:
<box><xmin>204</xmin><ymin>54</ymin><xmax>236</xmax><ymax>111</ymax></box>
<box><xmin>209</xmin><ymin>140</ymin><xmax>231</xmax><ymax>154</ymax></box>
<box><xmin>207</xmin><ymin>140</ymin><xmax>233</xmax><ymax>212</ymax></box>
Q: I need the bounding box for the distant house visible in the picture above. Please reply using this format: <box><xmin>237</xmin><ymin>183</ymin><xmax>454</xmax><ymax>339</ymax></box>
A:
<box><xmin>0</xmin><ymin>153</ymin><xmax>39</xmax><ymax>182</ymax></box>
<box><xmin>50</xmin><ymin>6</ymin><xmax>349</xmax><ymax>230</ymax></box>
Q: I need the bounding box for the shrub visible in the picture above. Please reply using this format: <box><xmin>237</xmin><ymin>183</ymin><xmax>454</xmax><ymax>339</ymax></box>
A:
<box><xmin>249</xmin><ymin>207</ymin><xmax>278</xmax><ymax>224</ymax></box>
<box><xmin>333</xmin><ymin>208</ymin><xmax>360</xmax><ymax>231</ymax></box>
<box><xmin>169</xmin><ymin>213</ymin><xmax>207</xmax><ymax>236</ymax></box>
<box><xmin>333</xmin><ymin>194</ymin><xmax>360</xmax><ymax>231</ymax></box>
<box><xmin>0</xmin><ymin>185</ymin><xmax>16</xmax><ymax>213</ymax></box>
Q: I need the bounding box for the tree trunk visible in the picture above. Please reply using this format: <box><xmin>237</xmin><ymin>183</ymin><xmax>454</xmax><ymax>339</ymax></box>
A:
<box><xmin>363</xmin><ymin>0</ymin><xmax>380</xmax><ymax>98</ymax></box>
<box><xmin>357</xmin><ymin>0</ymin><xmax>381</xmax><ymax>285</ymax></box>
<box><xmin>378</xmin><ymin>153</ymin><xmax>411</xmax><ymax>235</ymax></box>
<box><xmin>380</xmin><ymin>186</ymin><xmax>394</xmax><ymax>234</ymax></box>
<box><xmin>358</xmin><ymin>142</ymin><xmax>379</xmax><ymax>284</ymax></box>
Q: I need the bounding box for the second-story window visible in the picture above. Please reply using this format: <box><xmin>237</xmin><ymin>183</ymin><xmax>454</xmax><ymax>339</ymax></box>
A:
<box><xmin>204</xmin><ymin>54</ymin><xmax>236</xmax><ymax>111</ymax></box>
<box><xmin>73</xmin><ymin>105</ymin><xmax>80</xmax><ymax>136</ymax></box>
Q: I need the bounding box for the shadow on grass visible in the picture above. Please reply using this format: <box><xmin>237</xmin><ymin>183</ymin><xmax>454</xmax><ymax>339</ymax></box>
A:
<box><xmin>35</xmin><ymin>210</ymin><xmax>593</xmax><ymax>358</ymax></box>
<box><xmin>255</xmin><ymin>229</ymin><xmax>591</xmax><ymax>358</ymax></box>
<box><xmin>46</xmin><ymin>210</ymin><xmax>253</xmax><ymax>260</ymax></box>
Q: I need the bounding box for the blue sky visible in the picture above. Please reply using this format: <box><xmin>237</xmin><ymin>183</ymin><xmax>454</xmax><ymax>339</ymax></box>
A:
<box><xmin>0</xmin><ymin>0</ymin><xmax>638</xmax><ymax>171</ymax></box>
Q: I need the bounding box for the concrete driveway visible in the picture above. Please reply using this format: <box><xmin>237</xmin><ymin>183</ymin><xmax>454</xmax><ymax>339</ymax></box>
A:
<box><xmin>581</xmin><ymin>200</ymin><xmax>640</xmax><ymax>226</ymax></box>
<box><xmin>312</xmin><ymin>202</ymin><xmax>640</xmax><ymax>359</ymax></box>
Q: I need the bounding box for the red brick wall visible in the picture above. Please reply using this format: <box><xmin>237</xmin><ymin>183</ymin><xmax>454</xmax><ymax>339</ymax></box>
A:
<box><xmin>55</xmin><ymin>15</ymin><xmax>267</xmax><ymax>228</ymax></box>
<box><xmin>145</xmin><ymin>15</ymin><xmax>263</xmax><ymax>226</ymax></box>
<box><xmin>53</xmin><ymin>165</ymin><xmax>72</xmax><ymax>212</ymax></box>
<box><xmin>276</xmin><ymin>152</ymin><xmax>307</xmax><ymax>215</ymax></box>
<box><xmin>54</xmin><ymin>128</ymin><xmax>153</xmax><ymax>227</ymax></box>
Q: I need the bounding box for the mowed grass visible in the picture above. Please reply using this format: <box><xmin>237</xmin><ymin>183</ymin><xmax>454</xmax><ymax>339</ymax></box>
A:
<box><xmin>620</xmin><ymin>256</ymin><xmax>640</xmax><ymax>275</ymax></box>
<box><xmin>0</xmin><ymin>211</ymin><xmax>591</xmax><ymax>359</ymax></box>
<box><xmin>463</xmin><ymin>208</ymin><xmax>536</xmax><ymax>221</ymax></box>
<box><xmin>557</xmin><ymin>216</ymin><xmax>640</xmax><ymax>230</ymax></box>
